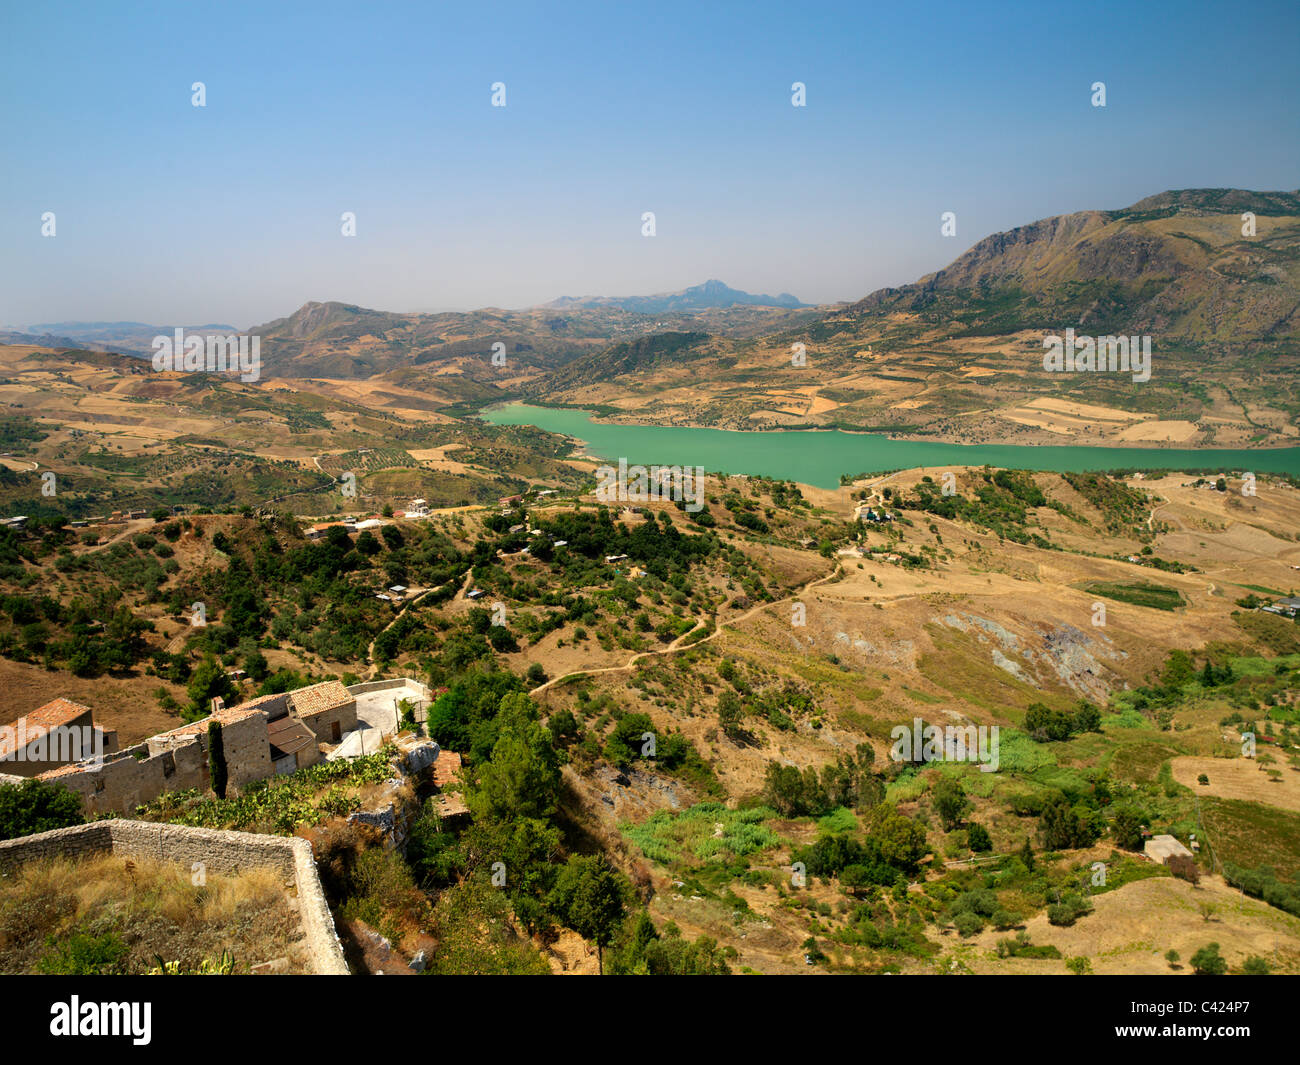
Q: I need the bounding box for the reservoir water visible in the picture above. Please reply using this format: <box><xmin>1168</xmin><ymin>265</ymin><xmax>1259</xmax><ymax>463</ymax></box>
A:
<box><xmin>481</xmin><ymin>403</ymin><xmax>1300</xmax><ymax>490</ymax></box>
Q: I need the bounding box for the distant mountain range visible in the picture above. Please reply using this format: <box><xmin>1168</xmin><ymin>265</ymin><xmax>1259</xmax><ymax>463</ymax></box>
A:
<box><xmin>14</xmin><ymin>321</ymin><xmax>238</xmax><ymax>357</ymax></box>
<box><xmin>546</xmin><ymin>279</ymin><xmax>807</xmax><ymax>312</ymax></box>
<box><xmin>12</xmin><ymin>190</ymin><xmax>1299</xmax><ymax>446</ymax></box>
<box><xmin>234</xmin><ymin>288</ymin><xmax>818</xmax><ymax>378</ymax></box>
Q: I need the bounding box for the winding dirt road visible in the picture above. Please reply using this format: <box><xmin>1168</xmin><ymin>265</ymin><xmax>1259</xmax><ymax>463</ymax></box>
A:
<box><xmin>529</xmin><ymin>563</ymin><xmax>842</xmax><ymax>695</ymax></box>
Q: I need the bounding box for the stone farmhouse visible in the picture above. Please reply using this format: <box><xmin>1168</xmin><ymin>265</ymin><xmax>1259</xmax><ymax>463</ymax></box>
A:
<box><xmin>0</xmin><ymin>678</ymin><xmax>436</xmax><ymax>817</ymax></box>
<box><xmin>0</xmin><ymin>697</ymin><xmax>119</xmax><ymax>777</ymax></box>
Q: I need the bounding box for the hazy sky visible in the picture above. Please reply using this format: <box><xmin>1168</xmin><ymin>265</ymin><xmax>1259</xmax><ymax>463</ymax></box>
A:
<box><xmin>2</xmin><ymin>0</ymin><xmax>1297</xmax><ymax>329</ymax></box>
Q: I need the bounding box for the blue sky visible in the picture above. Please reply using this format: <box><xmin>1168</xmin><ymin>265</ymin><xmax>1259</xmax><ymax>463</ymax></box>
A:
<box><xmin>2</xmin><ymin>0</ymin><xmax>1297</xmax><ymax>328</ymax></box>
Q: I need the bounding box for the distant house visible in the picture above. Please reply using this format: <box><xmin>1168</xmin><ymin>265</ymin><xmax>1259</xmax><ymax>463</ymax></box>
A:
<box><xmin>499</xmin><ymin>495</ymin><xmax>522</xmax><ymax>506</ymax></box>
<box><xmin>389</xmin><ymin>585</ymin><xmax>407</xmax><ymax>594</ymax></box>
<box><xmin>306</xmin><ymin>521</ymin><xmax>357</xmax><ymax>541</ymax></box>
<box><xmin>856</xmin><ymin>507</ymin><xmax>893</xmax><ymax>524</ymax></box>
<box><xmin>466</xmin><ymin>588</ymin><xmax>486</xmax><ymax>600</ymax></box>
<box><xmin>1143</xmin><ymin>834</ymin><xmax>1193</xmax><ymax>864</ymax></box>
<box><xmin>606</xmin><ymin>554</ymin><xmax>629</xmax><ymax>563</ymax></box>
<box><xmin>1264</xmin><ymin>597</ymin><xmax>1300</xmax><ymax>618</ymax></box>
<box><xmin>0</xmin><ymin>698</ymin><xmax>118</xmax><ymax>777</ymax></box>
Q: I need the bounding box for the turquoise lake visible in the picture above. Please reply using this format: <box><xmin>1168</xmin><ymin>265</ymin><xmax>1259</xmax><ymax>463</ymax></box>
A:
<box><xmin>481</xmin><ymin>403</ymin><xmax>1300</xmax><ymax>491</ymax></box>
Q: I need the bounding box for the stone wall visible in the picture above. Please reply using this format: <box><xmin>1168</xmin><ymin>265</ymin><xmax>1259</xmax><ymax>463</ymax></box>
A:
<box><xmin>347</xmin><ymin>678</ymin><xmax>436</xmax><ymax>725</ymax></box>
<box><xmin>40</xmin><ymin>709</ymin><xmax>274</xmax><ymax>817</ymax></box>
<box><xmin>0</xmin><ymin>820</ymin><xmax>348</xmax><ymax>974</ymax></box>
<box><xmin>346</xmin><ymin>679</ymin><xmax>435</xmax><ymax>700</ymax></box>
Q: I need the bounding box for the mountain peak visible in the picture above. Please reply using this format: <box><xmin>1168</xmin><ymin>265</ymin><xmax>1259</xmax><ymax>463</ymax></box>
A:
<box><xmin>545</xmin><ymin>281</ymin><xmax>806</xmax><ymax>313</ymax></box>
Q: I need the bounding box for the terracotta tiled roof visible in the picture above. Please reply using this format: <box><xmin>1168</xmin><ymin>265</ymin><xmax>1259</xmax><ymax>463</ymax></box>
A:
<box><xmin>223</xmin><ymin>692</ymin><xmax>288</xmax><ymax>715</ymax></box>
<box><xmin>0</xmin><ymin>698</ymin><xmax>93</xmax><ymax>760</ymax></box>
<box><xmin>432</xmin><ymin>750</ymin><xmax>462</xmax><ymax>788</ymax></box>
<box><xmin>37</xmin><ymin>762</ymin><xmax>89</xmax><ymax>780</ymax></box>
<box><xmin>289</xmin><ymin>680</ymin><xmax>352</xmax><ymax>718</ymax></box>
<box><xmin>155</xmin><ymin>704</ymin><xmax>265</xmax><ymax>741</ymax></box>
<box><xmin>431</xmin><ymin>751</ymin><xmax>467</xmax><ymax>816</ymax></box>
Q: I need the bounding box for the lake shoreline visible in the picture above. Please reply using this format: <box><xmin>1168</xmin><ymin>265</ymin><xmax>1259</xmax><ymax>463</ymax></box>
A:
<box><xmin>483</xmin><ymin>401</ymin><xmax>1300</xmax><ymax>452</ymax></box>
<box><xmin>480</xmin><ymin>402</ymin><xmax>1300</xmax><ymax>489</ymax></box>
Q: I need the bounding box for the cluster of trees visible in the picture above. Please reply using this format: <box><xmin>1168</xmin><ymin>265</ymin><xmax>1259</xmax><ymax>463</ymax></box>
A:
<box><xmin>601</xmin><ymin>713</ymin><xmax>694</xmax><ymax>774</ymax></box>
<box><xmin>607</xmin><ymin>914</ymin><xmax>730</xmax><ymax>975</ymax></box>
<box><xmin>533</xmin><ymin>508</ymin><xmax>718</xmax><ymax>583</ymax></box>
<box><xmin>904</xmin><ymin>469</ymin><xmax>1052</xmax><ymax>545</ymax></box>
<box><xmin>0</xmin><ymin>590</ymin><xmax>152</xmax><ymax>677</ymax></box>
<box><xmin>1023</xmin><ymin>701</ymin><xmax>1101</xmax><ymax>742</ymax></box>
<box><xmin>410</xmin><ymin>668</ymin><xmax>682</xmax><ymax>972</ymax></box>
<box><xmin>1061</xmin><ymin>472</ymin><xmax>1151</xmax><ymax>535</ymax></box>
<box><xmin>1125</xmin><ymin>649</ymin><xmax>1240</xmax><ymax>716</ymax></box>
<box><xmin>1038</xmin><ymin>794</ymin><xmax>1103</xmax><ymax>851</ymax></box>
<box><xmin>761</xmin><ymin>747</ymin><xmax>882</xmax><ymax>818</ymax></box>
<box><xmin>791</xmin><ymin>803</ymin><xmax>929</xmax><ymax>887</ymax></box>
<box><xmin>1224</xmin><ymin>863</ymin><xmax>1300</xmax><ymax>917</ymax></box>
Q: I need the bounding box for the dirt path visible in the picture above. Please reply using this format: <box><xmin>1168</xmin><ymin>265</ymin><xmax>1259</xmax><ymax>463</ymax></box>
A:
<box><xmin>363</xmin><ymin>573</ymin><xmax>468</xmax><ymax>679</ymax></box>
<box><xmin>74</xmin><ymin>517</ymin><xmax>153</xmax><ymax>556</ymax></box>
<box><xmin>530</xmin><ymin>563</ymin><xmax>841</xmax><ymax>695</ymax></box>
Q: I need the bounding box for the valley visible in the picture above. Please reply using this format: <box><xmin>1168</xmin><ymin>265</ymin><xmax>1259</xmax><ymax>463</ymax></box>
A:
<box><xmin>4</xmin><ymin>188</ymin><xmax>1299</xmax><ymax>980</ymax></box>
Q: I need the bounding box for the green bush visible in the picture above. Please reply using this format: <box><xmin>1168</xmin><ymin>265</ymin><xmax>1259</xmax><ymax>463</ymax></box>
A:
<box><xmin>0</xmin><ymin>778</ymin><xmax>84</xmax><ymax>840</ymax></box>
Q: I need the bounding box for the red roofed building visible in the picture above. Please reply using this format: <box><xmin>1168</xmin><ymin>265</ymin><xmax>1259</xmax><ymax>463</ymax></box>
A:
<box><xmin>0</xmin><ymin>699</ymin><xmax>118</xmax><ymax>777</ymax></box>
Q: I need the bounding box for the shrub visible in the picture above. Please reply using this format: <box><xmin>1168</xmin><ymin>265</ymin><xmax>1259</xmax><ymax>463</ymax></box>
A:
<box><xmin>1190</xmin><ymin>942</ymin><xmax>1227</xmax><ymax>975</ymax></box>
<box><xmin>1166</xmin><ymin>854</ymin><xmax>1199</xmax><ymax>885</ymax></box>
<box><xmin>35</xmin><ymin>929</ymin><xmax>129</xmax><ymax>974</ymax></box>
<box><xmin>0</xmin><ymin>778</ymin><xmax>84</xmax><ymax>840</ymax></box>
<box><xmin>967</xmin><ymin>822</ymin><xmax>992</xmax><ymax>852</ymax></box>
<box><xmin>1046</xmin><ymin>895</ymin><xmax>1092</xmax><ymax>927</ymax></box>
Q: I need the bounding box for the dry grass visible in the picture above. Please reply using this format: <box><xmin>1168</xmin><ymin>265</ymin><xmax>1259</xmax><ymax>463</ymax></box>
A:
<box><xmin>0</xmin><ymin>854</ymin><xmax>309</xmax><ymax>974</ymax></box>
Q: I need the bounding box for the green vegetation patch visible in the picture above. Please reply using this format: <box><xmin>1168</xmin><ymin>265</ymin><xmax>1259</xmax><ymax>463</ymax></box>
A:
<box><xmin>622</xmin><ymin>803</ymin><xmax>781</xmax><ymax>866</ymax></box>
<box><xmin>1084</xmin><ymin>580</ymin><xmax>1184</xmax><ymax>611</ymax></box>
<box><xmin>1201</xmin><ymin>798</ymin><xmax>1300</xmax><ymax>881</ymax></box>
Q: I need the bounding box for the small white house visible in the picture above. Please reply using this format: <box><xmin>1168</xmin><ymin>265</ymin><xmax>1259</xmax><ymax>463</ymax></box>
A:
<box><xmin>1143</xmin><ymin>834</ymin><xmax>1193</xmax><ymax>864</ymax></box>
